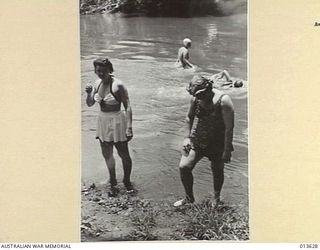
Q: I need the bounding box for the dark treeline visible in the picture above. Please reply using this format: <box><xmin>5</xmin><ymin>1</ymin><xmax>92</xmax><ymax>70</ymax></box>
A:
<box><xmin>80</xmin><ymin>0</ymin><xmax>247</xmax><ymax>17</ymax></box>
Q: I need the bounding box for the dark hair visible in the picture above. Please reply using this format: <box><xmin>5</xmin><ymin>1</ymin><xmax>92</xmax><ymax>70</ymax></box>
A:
<box><xmin>186</xmin><ymin>75</ymin><xmax>212</xmax><ymax>96</ymax></box>
<box><xmin>93</xmin><ymin>58</ymin><xmax>114</xmax><ymax>73</ymax></box>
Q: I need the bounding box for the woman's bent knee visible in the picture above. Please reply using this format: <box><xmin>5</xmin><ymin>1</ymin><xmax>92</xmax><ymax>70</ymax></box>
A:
<box><xmin>179</xmin><ymin>150</ymin><xmax>199</xmax><ymax>169</ymax></box>
<box><xmin>179</xmin><ymin>160</ymin><xmax>194</xmax><ymax>170</ymax></box>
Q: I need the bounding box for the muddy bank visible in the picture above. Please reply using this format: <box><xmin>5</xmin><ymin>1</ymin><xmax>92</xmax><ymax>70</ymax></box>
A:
<box><xmin>81</xmin><ymin>183</ymin><xmax>249</xmax><ymax>241</ymax></box>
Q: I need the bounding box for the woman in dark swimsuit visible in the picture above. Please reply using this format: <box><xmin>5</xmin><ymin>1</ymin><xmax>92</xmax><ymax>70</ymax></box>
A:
<box><xmin>174</xmin><ymin>75</ymin><xmax>235</xmax><ymax>207</ymax></box>
<box><xmin>85</xmin><ymin>58</ymin><xmax>134</xmax><ymax>196</ymax></box>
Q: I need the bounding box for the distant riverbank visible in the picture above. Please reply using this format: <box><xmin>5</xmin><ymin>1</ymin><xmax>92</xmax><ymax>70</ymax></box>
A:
<box><xmin>80</xmin><ymin>0</ymin><xmax>247</xmax><ymax>16</ymax></box>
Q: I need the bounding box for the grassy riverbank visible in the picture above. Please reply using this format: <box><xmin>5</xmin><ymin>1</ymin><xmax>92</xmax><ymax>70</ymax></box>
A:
<box><xmin>81</xmin><ymin>183</ymin><xmax>249</xmax><ymax>241</ymax></box>
<box><xmin>80</xmin><ymin>0</ymin><xmax>247</xmax><ymax>16</ymax></box>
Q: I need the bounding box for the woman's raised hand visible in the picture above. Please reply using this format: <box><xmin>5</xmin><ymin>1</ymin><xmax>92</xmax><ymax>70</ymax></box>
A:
<box><xmin>182</xmin><ymin>138</ymin><xmax>191</xmax><ymax>155</ymax></box>
<box><xmin>85</xmin><ymin>84</ymin><xmax>93</xmax><ymax>93</ymax></box>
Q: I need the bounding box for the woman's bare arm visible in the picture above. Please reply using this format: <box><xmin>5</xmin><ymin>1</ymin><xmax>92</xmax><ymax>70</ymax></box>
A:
<box><xmin>117</xmin><ymin>82</ymin><xmax>133</xmax><ymax>139</ymax></box>
<box><xmin>221</xmin><ymin>95</ymin><xmax>235</xmax><ymax>162</ymax></box>
<box><xmin>184</xmin><ymin>97</ymin><xmax>196</xmax><ymax>138</ymax></box>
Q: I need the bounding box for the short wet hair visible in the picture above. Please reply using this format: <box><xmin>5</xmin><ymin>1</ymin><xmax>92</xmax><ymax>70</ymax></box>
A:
<box><xmin>93</xmin><ymin>58</ymin><xmax>114</xmax><ymax>73</ymax></box>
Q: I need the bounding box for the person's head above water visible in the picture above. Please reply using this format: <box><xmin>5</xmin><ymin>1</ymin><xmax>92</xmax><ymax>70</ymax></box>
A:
<box><xmin>183</xmin><ymin>38</ymin><xmax>192</xmax><ymax>48</ymax></box>
<box><xmin>187</xmin><ymin>75</ymin><xmax>212</xmax><ymax>97</ymax></box>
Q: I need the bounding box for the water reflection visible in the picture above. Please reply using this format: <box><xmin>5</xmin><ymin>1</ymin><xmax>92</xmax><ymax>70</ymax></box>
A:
<box><xmin>204</xmin><ymin>23</ymin><xmax>218</xmax><ymax>46</ymax></box>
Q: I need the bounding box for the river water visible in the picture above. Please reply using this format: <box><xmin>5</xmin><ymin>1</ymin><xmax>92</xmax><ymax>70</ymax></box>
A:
<box><xmin>81</xmin><ymin>13</ymin><xmax>248</xmax><ymax>207</ymax></box>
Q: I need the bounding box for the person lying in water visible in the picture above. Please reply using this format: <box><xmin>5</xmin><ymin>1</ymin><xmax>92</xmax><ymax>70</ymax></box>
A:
<box><xmin>209</xmin><ymin>70</ymin><xmax>243</xmax><ymax>89</ymax></box>
<box><xmin>176</xmin><ymin>38</ymin><xmax>194</xmax><ymax>69</ymax></box>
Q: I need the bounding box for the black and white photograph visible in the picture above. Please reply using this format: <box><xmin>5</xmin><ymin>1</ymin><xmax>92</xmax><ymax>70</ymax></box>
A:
<box><xmin>80</xmin><ymin>0</ymin><xmax>248</xmax><ymax>241</ymax></box>
<box><xmin>3</xmin><ymin>0</ymin><xmax>320</xmax><ymax>245</ymax></box>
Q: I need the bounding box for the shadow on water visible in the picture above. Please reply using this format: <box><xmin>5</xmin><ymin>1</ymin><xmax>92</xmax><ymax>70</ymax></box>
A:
<box><xmin>81</xmin><ymin>13</ymin><xmax>247</xmax><ymax>205</ymax></box>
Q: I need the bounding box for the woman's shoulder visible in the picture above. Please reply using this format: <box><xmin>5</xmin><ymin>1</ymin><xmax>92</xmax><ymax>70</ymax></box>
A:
<box><xmin>179</xmin><ymin>46</ymin><xmax>187</xmax><ymax>53</ymax></box>
<box><xmin>213</xmin><ymin>90</ymin><xmax>231</xmax><ymax>102</ymax></box>
<box><xmin>113</xmin><ymin>77</ymin><xmax>123</xmax><ymax>85</ymax></box>
<box><xmin>112</xmin><ymin>77</ymin><xmax>124</xmax><ymax>87</ymax></box>
<box><xmin>218</xmin><ymin>92</ymin><xmax>233</xmax><ymax>107</ymax></box>
<box><xmin>112</xmin><ymin>77</ymin><xmax>126</xmax><ymax>92</ymax></box>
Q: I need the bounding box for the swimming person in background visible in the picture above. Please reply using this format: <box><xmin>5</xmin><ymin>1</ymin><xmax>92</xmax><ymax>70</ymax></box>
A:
<box><xmin>174</xmin><ymin>75</ymin><xmax>235</xmax><ymax>207</ymax></box>
<box><xmin>176</xmin><ymin>38</ymin><xmax>194</xmax><ymax>69</ymax></box>
<box><xmin>210</xmin><ymin>70</ymin><xmax>232</xmax><ymax>84</ymax></box>
<box><xmin>209</xmin><ymin>70</ymin><xmax>244</xmax><ymax>89</ymax></box>
<box><xmin>85</xmin><ymin>58</ymin><xmax>134</xmax><ymax>197</ymax></box>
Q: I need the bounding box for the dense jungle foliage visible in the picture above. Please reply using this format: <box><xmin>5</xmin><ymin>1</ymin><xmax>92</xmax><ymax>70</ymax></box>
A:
<box><xmin>80</xmin><ymin>0</ymin><xmax>246</xmax><ymax>16</ymax></box>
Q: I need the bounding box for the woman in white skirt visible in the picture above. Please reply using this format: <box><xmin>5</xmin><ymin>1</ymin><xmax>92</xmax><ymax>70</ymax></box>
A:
<box><xmin>85</xmin><ymin>58</ymin><xmax>133</xmax><ymax>196</ymax></box>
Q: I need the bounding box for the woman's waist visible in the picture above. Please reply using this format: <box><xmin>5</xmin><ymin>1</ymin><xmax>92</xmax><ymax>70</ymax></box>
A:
<box><xmin>190</xmin><ymin>128</ymin><xmax>225</xmax><ymax>137</ymax></box>
<box><xmin>98</xmin><ymin>110</ymin><xmax>125</xmax><ymax>117</ymax></box>
<box><xmin>191</xmin><ymin>120</ymin><xmax>225</xmax><ymax>135</ymax></box>
<box><xmin>99</xmin><ymin>104</ymin><xmax>121</xmax><ymax>113</ymax></box>
<box><xmin>194</xmin><ymin>116</ymin><xmax>225</xmax><ymax>126</ymax></box>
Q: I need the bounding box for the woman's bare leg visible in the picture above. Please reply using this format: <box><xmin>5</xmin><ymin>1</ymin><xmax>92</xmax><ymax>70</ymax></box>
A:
<box><xmin>210</xmin><ymin>156</ymin><xmax>224</xmax><ymax>202</ymax></box>
<box><xmin>99</xmin><ymin>140</ymin><xmax>117</xmax><ymax>186</ymax></box>
<box><xmin>114</xmin><ymin>141</ymin><xmax>133</xmax><ymax>189</ymax></box>
<box><xmin>177</xmin><ymin>149</ymin><xmax>203</xmax><ymax>203</ymax></box>
<box><xmin>220</xmin><ymin>70</ymin><xmax>231</xmax><ymax>81</ymax></box>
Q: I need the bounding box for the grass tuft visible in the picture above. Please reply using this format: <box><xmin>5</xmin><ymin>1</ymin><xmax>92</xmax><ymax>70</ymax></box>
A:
<box><xmin>128</xmin><ymin>204</ymin><xmax>158</xmax><ymax>240</ymax></box>
<box><xmin>176</xmin><ymin>199</ymin><xmax>249</xmax><ymax>240</ymax></box>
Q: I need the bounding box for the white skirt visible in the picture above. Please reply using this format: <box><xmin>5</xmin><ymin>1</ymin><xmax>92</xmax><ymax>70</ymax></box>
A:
<box><xmin>96</xmin><ymin>111</ymin><xmax>127</xmax><ymax>143</ymax></box>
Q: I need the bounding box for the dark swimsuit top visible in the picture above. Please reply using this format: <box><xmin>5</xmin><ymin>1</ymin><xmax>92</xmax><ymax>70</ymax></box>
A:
<box><xmin>190</xmin><ymin>94</ymin><xmax>226</xmax><ymax>151</ymax></box>
<box><xmin>195</xmin><ymin>94</ymin><xmax>225</xmax><ymax>119</ymax></box>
